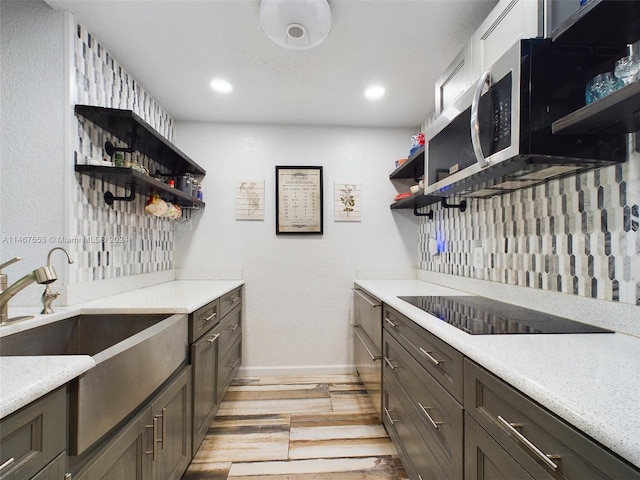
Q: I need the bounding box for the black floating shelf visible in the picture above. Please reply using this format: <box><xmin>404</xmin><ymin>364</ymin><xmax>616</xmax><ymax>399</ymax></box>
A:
<box><xmin>390</xmin><ymin>191</ymin><xmax>441</xmax><ymax>211</ymax></box>
<box><xmin>74</xmin><ymin>105</ymin><xmax>206</xmax><ymax>176</ymax></box>
<box><xmin>389</xmin><ymin>145</ymin><xmax>425</xmax><ymax>181</ymax></box>
<box><xmin>75</xmin><ymin>165</ymin><xmax>205</xmax><ymax>209</ymax></box>
<box><xmin>552</xmin><ymin>0</ymin><xmax>640</xmax><ymax>47</ymax></box>
<box><xmin>552</xmin><ymin>81</ymin><xmax>640</xmax><ymax>134</ymax></box>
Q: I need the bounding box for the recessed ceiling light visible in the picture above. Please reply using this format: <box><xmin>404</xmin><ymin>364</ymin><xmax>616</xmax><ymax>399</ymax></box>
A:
<box><xmin>210</xmin><ymin>78</ymin><xmax>233</xmax><ymax>94</ymax></box>
<box><xmin>364</xmin><ymin>85</ymin><xmax>385</xmax><ymax>100</ymax></box>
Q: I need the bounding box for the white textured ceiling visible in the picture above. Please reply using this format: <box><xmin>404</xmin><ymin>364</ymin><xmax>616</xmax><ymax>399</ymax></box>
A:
<box><xmin>45</xmin><ymin>0</ymin><xmax>498</xmax><ymax>128</ymax></box>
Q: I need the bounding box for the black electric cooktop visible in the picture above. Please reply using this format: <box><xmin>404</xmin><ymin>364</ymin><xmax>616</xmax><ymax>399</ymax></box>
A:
<box><xmin>398</xmin><ymin>296</ymin><xmax>614</xmax><ymax>335</ymax></box>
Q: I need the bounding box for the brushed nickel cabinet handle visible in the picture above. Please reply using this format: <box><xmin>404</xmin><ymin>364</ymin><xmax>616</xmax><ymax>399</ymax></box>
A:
<box><xmin>351</xmin><ymin>325</ymin><xmax>381</xmax><ymax>361</ymax></box>
<box><xmin>204</xmin><ymin>311</ymin><xmax>217</xmax><ymax>322</ymax></box>
<box><xmin>230</xmin><ymin>323</ymin><xmax>239</xmax><ymax>332</ymax></box>
<box><xmin>384</xmin><ymin>317</ymin><xmax>398</xmax><ymax>328</ymax></box>
<box><xmin>207</xmin><ymin>333</ymin><xmax>221</xmax><ymax>343</ymax></box>
<box><xmin>231</xmin><ymin>295</ymin><xmax>240</xmax><ymax>303</ymax></box>
<box><xmin>384</xmin><ymin>356</ymin><xmax>397</xmax><ymax>371</ymax></box>
<box><xmin>64</xmin><ymin>474</ymin><xmax>72</xmax><ymax>479</ymax></box>
<box><xmin>160</xmin><ymin>408</ymin><xmax>166</xmax><ymax>450</ymax></box>
<box><xmin>418</xmin><ymin>402</ymin><xmax>441</xmax><ymax>430</ymax></box>
<box><xmin>145</xmin><ymin>417</ymin><xmax>158</xmax><ymax>460</ymax></box>
<box><xmin>384</xmin><ymin>407</ymin><xmax>398</xmax><ymax>425</ymax></box>
<box><xmin>354</xmin><ymin>288</ymin><xmax>381</xmax><ymax>308</ymax></box>
<box><xmin>497</xmin><ymin>415</ymin><xmax>559</xmax><ymax>471</ymax></box>
<box><xmin>419</xmin><ymin>347</ymin><xmax>441</xmax><ymax>366</ymax></box>
<box><xmin>0</xmin><ymin>458</ymin><xmax>15</xmax><ymax>473</ymax></box>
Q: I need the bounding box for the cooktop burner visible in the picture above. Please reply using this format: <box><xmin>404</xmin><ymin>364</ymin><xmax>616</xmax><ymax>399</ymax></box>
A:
<box><xmin>398</xmin><ymin>296</ymin><xmax>613</xmax><ymax>335</ymax></box>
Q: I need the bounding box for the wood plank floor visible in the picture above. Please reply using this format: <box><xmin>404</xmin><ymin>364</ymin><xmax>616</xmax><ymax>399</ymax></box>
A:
<box><xmin>182</xmin><ymin>374</ymin><xmax>408</xmax><ymax>479</ymax></box>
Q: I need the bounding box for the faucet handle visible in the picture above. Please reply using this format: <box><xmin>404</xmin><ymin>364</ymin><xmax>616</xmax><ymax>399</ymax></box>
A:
<box><xmin>0</xmin><ymin>257</ymin><xmax>22</xmax><ymax>272</ymax></box>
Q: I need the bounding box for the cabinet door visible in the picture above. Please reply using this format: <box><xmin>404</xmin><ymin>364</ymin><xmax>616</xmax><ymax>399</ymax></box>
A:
<box><xmin>464</xmin><ymin>359</ymin><xmax>640</xmax><ymax>480</ymax></box>
<box><xmin>435</xmin><ymin>41</ymin><xmax>473</xmax><ymax>115</ymax></box>
<box><xmin>74</xmin><ymin>406</ymin><xmax>153</xmax><ymax>480</ymax></box>
<box><xmin>30</xmin><ymin>453</ymin><xmax>66</xmax><ymax>480</ymax></box>
<box><xmin>465</xmin><ymin>413</ymin><xmax>535</xmax><ymax>480</ymax></box>
<box><xmin>471</xmin><ymin>0</ymin><xmax>543</xmax><ymax>77</ymax></box>
<box><xmin>219</xmin><ymin>304</ymin><xmax>242</xmax><ymax>357</ymax></box>
<box><xmin>0</xmin><ymin>387</ymin><xmax>66</xmax><ymax>480</ymax></box>
<box><xmin>383</xmin><ymin>331</ymin><xmax>463</xmax><ymax>479</ymax></box>
<box><xmin>191</xmin><ymin>329</ymin><xmax>220</xmax><ymax>453</ymax></box>
<box><xmin>217</xmin><ymin>335</ymin><xmax>241</xmax><ymax>404</ymax></box>
<box><xmin>382</xmin><ymin>374</ymin><xmax>448</xmax><ymax>480</ymax></box>
<box><xmin>152</xmin><ymin>366</ymin><xmax>192</xmax><ymax>480</ymax></box>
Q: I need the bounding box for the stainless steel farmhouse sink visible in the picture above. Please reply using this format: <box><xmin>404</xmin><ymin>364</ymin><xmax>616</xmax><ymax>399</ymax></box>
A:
<box><xmin>0</xmin><ymin>313</ymin><xmax>188</xmax><ymax>454</ymax></box>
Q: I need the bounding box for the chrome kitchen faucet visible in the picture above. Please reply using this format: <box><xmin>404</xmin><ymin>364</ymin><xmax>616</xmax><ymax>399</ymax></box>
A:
<box><xmin>41</xmin><ymin>247</ymin><xmax>74</xmax><ymax>315</ymax></box>
<box><xmin>0</xmin><ymin>248</ymin><xmax>74</xmax><ymax>324</ymax></box>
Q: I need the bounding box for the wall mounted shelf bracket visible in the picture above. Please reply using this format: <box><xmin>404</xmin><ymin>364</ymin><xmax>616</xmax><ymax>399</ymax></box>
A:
<box><xmin>104</xmin><ymin>126</ymin><xmax>138</xmax><ymax>156</ymax></box>
<box><xmin>104</xmin><ymin>185</ymin><xmax>137</xmax><ymax>205</ymax></box>
<box><xmin>441</xmin><ymin>198</ymin><xmax>467</xmax><ymax>212</ymax></box>
<box><xmin>414</xmin><ymin>206</ymin><xmax>434</xmax><ymax>219</ymax></box>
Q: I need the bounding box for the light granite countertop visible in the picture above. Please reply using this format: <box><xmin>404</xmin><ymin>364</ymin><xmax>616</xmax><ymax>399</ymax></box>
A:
<box><xmin>354</xmin><ymin>278</ymin><xmax>640</xmax><ymax>470</ymax></box>
<box><xmin>0</xmin><ymin>280</ymin><xmax>244</xmax><ymax>419</ymax></box>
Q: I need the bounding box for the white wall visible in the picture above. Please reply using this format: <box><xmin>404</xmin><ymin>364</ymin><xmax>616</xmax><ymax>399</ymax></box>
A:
<box><xmin>174</xmin><ymin>122</ymin><xmax>418</xmax><ymax>375</ymax></box>
<box><xmin>0</xmin><ymin>0</ymin><xmax>67</xmax><ymax>304</ymax></box>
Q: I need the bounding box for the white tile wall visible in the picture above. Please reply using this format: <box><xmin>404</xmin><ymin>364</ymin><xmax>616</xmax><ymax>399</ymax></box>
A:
<box><xmin>68</xmin><ymin>23</ymin><xmax>177</xmax><ymax>284</ymax></box>
<box><xmin>420</xmin><ymin>144</ymin><xmax>640</xmax><ymax>306</ymax></box>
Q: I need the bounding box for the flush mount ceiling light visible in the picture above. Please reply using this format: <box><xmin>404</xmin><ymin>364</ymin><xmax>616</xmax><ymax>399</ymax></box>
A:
<box><xmin>210</xmin><ymin>78</ymin><xmax>233</xmax><ymax>94</ymax></box>
<box><xmin>259</xmin><ymin>0</ymin><xmax>332</xmax><ymax>50</ymax></box>
<box><xmin>364</xmin><ymin>85</ymin><xmax>386</xmax><ymax>100</ymax></box>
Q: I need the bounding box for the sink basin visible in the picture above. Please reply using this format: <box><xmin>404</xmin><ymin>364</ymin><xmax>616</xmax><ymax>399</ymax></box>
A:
<box><xmin>0</xmin><ymin>313</ymin><xmax>188</xmax><ymax>454</ymax></box>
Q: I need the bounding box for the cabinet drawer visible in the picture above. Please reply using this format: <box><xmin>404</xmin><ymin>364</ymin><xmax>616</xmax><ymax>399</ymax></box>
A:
<box><xmin>0</xmin><ymin>387</ymin><xmax>66</xmax><ymax>480</ymax></box>
<box><xmin>219</xmin><ymin>303</ymin><xmax>241</xmax><ymax>355</ymax></box>
<box><xmin>383</xmin><ymin>305</ymin><xmax>464</xmax><ymax>402</ymax></box>
<box><xmin>190</xmin><ymin>299</ymin><xmax>219</xmax><ymax>343</ymax></box>
<box><xmin>464</xmin><ymin>359</ymin><xmax>640</xmax><ymax>480</ymax></box>
<box><xmin>218</xmin><ymin>335</ymin><xmax>242</xmax><ymax>403</ymax></box>
<box><xmin>220</xmin><ymin>287</ymin><xmax>242</xmax><ymax>318</ymax></box>
<box><xmin>382</xmin><ymin>373</ymin><xmax>448</xmax><ymax>480</ymax></box>
<box><xmin>464</xmin><ymin>413</ymin><xmax>534</xmax><ymax>480</ymax></box>
<box><xmin>383</xmin><ymin>331</ymin><xmax>463</xmax><ymax>479</ymax></box>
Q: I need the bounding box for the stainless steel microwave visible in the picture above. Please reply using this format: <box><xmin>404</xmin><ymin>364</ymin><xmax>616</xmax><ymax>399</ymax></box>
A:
<box><xmin>424</xmin><ymin>38</ymin><xmax>626</xmax><ymax>199</ymax></box>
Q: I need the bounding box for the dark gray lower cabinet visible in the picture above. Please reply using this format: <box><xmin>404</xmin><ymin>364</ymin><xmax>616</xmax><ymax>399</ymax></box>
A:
<box><xmin>0</xmin><ymin>387</ymin><xmax>66</xmax><ymax>480</ymax></box>
<box><xmin>464</xmin><ymin>413</ymin><xmax>534</xmax><ymax>480</ymax></box>
<box><xmin>464</xmin><ymin>359</ymin><xmax>640</xmax><ymax>480</ymax></box>
<box><xmin>191</xmin><ymin>320</ymin><xmax>221</xmax><ymax>454</ymax></box>
<box><xmin>190</xmin><ymin>287</ymin><xmax>243</xmax><ymax>454</ymax></box>
<box><xmin>74</xmin><ymin>366</ymin><xmax>191</xmax><ymax>480</ymax></box>
<box><xmin>152</xmin><ymin>366</ymin><xmax>192</xmax><ymax>480</ymax></box>
<box><xmin>379</xmin><ymin>303</ymin><xmax>640</xmax><ymax>480</ymax></box>
<box><xmin>381</xmin><ymin>321</ymin><xmax>464</xmax><ymax>480</ymax></box>
<box><xmin>30</xmin><ymin>453</ymin><xmax>66</xmax><ymax>480</ymax></box>
<box><xmin>74</xmin><ymin>405</ymin><xmax>153</xmax><ymax>480</ymax></box>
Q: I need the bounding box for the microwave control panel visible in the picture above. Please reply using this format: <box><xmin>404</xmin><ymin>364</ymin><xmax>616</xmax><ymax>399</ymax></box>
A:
<box><xmin>490</xmin><ymin>72</ymin><xmax>512</xmax><ymax>153</ymax></box>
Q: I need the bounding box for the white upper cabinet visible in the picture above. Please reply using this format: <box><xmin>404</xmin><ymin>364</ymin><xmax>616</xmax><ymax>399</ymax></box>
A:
<box><xmin>434</xmin><ymin>41</ymin><xmax>473</xmax><ymax>116</ymax></box>
<box><xmin>435</xmin><ymin>0</ymin><xmax>554</xmax><ymax>115</ymax></box>
<box><xmin>471</xmin><ymin>0</ymin><xmax>545</xmax><ymax>78</ymax></box>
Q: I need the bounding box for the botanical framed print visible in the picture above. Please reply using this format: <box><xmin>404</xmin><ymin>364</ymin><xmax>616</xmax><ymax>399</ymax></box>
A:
<box><xmin>334</xmin><ymin>182</ymin><xmax>361</xmax><ymax>222</ymax></box>
<box><xmin>236</xmin><ymin>179</ymin><xmax>265</xmax><ymax>220</ymax></box>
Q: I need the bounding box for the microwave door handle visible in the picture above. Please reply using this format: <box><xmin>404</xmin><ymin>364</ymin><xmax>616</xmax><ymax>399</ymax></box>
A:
<box><xmin>471</xmin><ymin>70</ymin><xmax>491</xmax><ymax>168</ymax></box>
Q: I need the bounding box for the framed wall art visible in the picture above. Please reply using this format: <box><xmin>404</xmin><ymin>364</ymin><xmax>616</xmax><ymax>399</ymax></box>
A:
<box><xmin>334</xmin><ymin>182</ymin><xmax>361</xmax><ymax>222</ymax></box>
<box><xmin>275</xmin><ymin>166</ymin><xmax>323</xmax><ymax>234</ymax></box>
<box><xmin>236</xmin><ymin>179</ymin><xmax>265</xmax><ymax>220</ymax></box>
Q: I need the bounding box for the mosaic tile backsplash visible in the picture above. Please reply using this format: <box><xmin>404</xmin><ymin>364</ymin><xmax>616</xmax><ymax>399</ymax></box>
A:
<box><xmin>419</xmin><ymin>148</ymin><xmax>640</xmax><ymax>306</ymax></box>
<box><xmin>69</xmin><ymin>23</ymin><xmax>176</xmax><ymax>284</ymax></box>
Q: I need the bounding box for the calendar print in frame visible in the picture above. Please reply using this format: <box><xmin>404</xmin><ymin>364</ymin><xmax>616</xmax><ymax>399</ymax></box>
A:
<box><xmin>276</xmin><ymin>166</ymin><xmax>323</xmax><ymax>234</ymax></box>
